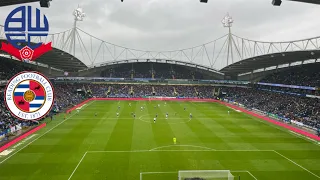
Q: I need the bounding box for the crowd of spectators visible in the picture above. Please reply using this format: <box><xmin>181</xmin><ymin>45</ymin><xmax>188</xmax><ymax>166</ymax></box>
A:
<box><xmin>260</xmin><ymin>63</ymin><xmax>320</xmax><ymax>87</ymax></box>
<box><xmin>256</xmin><ymin>85</ymin><xmax>319</xmax><ymax>96</ymax></box>
<box><xmin>0</xmin><ymin>57</ymin><xmax>35</xmax><ymax>80</ymax></box>
<box><xmin>89</xmin><ymin>84</ymin><xmax>213</xmax><ymax>98</ymax></box>
<box><xmin>0</xmin><ymin>91</ymin><xmax>20</xmax><ymax>136</ymax></box>
<box><xmin>54</xmin><ymin>84</ymin><xmax>86</xmax><ymax>110</ymax></box>
<box><xmin>224</xmin><ymin>87</ymin><xmax>320</xmax><ymax>129</ymax></box>
<box><xmin>99</xmin><ymin>63</ymin><xmax>206</xmax><ymax>79</ymax></box>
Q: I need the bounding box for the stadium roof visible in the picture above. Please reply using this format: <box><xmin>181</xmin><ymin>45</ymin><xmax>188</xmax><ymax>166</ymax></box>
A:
<box><xmin>290</xmin><ymin>0</ymin><xmax>320</xmax><ymax>5</ymax></box>
<box><xmin>0</xmin><ymin>0</ymin><xmax>40</xmax><ymax>6</ymax></box>
<box><xmin>220</xmin><ymin>50</ymin><xmax>320</xmax><ymax>75</ymax></box>
<box><xmin>86</xmin><ymin>59</ymin><xmax>224</xmax><ymax>75</ymax></box>
<box><xmin>0</xmin><ymin>39</ymin><xmax>87</xmax><ymax>72</ymax></box>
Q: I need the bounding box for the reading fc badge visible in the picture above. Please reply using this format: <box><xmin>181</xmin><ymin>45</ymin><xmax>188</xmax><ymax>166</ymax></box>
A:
<box><xmin>4</xmin><ymin>72</ymin><xmax>54</xmax><ymax>120</ymax></box>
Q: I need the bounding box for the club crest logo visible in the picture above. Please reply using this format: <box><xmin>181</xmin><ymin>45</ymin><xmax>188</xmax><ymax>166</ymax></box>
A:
<box><xmin>4</xmin><ymin>72</ymin><xmax>54</xmax><ymax>120</ymax></box>
<box><xmin>0</xmin><ymin>6</ymin><xmax>52</xmax><ymax>62</ymax></box>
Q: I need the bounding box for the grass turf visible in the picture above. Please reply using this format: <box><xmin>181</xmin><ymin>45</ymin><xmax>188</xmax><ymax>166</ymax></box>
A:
<box><xmin>0</xmin><ymin>100</ymin><xmax>319</xmax><ymax>180</ymax></box>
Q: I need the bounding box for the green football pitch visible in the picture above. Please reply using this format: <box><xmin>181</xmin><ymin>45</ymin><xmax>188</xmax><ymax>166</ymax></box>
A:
<box><xmin>0</xmin><ymin>100</ymin><xmax>319</xmax><ymax>180</ymax></box>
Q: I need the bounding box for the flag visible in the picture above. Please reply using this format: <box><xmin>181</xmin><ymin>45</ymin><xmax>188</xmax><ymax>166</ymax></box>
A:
<box><xmin>82</xmin><ymin>85</ymin><xmax>87</xmax><ymax>94</ymax></box>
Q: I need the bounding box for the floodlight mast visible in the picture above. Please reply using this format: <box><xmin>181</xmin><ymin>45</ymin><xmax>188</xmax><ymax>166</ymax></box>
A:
<box><xmin>221</xmin><ymin>13</ymin><xmax>234</xmax><ymax>66</ymax></box>
<box><xmin>70</xmin><ymin>5</ymin><xmax>86</xmax><ymax>57</ymax></box>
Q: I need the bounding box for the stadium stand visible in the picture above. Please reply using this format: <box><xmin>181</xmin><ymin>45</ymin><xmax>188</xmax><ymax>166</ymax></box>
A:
<box><xmin>260</xmin><ymin>63</ymin><xmax>320</xmax><ymax>87</ymax></box>
<box><xmin>54</xmin><ymin>84</ymin><xmax>86</xmax><ymax>110</ymax></box>
<box><xmin>0</xmin><ymin>90</ymin><xmax>19</xmax><ymax>138</ymax></box>
<box><xmin>0</xmin><ymin>57</ymin><xmax>36</xmax><ymax>80</ymax></box>
<box><xmin>0</xmin><ymin>57</ymin><xmax>319</xmax><ymax>142</ymax></box>
<box><xmin>223</xmin><ymin>87</ymin><xmax>320</xmax><ymax>129</ymax></box>
<box><xmin>87</xmin><ymin>84</ymin><xmax>213</xmax><ymax>98</ymax></box>
<box><xmin>99</xmin><ymin>63</ymin><xmax>206</xmax><ymax>79</ymax></box>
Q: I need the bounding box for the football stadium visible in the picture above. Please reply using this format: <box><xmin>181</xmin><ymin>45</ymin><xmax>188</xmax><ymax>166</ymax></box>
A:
<box><xmin>0</xmin><ymin>0</ymin><xmax>320</xmax><ymax>180</ymax></box>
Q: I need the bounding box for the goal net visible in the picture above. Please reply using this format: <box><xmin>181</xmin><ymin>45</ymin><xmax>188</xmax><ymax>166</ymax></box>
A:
<box><xmin>178</xmin><ymin>170</ymin><xmax>234</xmax><ymax>180</ymax></box>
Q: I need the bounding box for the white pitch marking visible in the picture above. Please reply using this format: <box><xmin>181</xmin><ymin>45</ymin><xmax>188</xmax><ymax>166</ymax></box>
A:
<box><xmin>138</xmin><ymin>114</ymin><xmax>192</xmax><ymax>124</ymax></box>
<box><xmin>141</xmin><ymin>170</ymin><xmax>258</xmax><ymax>180</ymax></box>
<box><xmin>247</xmin><ymin>171</ymin><xmax>258</xmax><ymax>180</ymax></box>
<box><xmin>231</xmin><ymin>171</ymin><xmax>258</xmax><ymax>180</ymax></box>
<box><xmin>140</xmin><ymin>171</ymin><xmax>176</xmax><ymax>180</ymax></box>
<box><xmin>0</xmin><ymin>101</ymin><xmax>94</xmax><ymax>164</ymax></box>
<box><xmin>273</xmin><ymin>150</ymin><xmax>320</xmax><ymax>179</ymax></box>
<box><xmin>87</xmin><ymin>149</ymin><xmax>274</xmax><ymax>153</ymax></box>
<box><xmin>249</xmin><ymin>114</ymin><xmax>320</xmax><ymax>146</ymax></box>
<box><xmin>88</xmin><ymin>150</ymin><xmax>149</xmax><ymax>153</ymax></box>
<box><xmin>306</xmin><ymin>137</ymin><xmax>318</xmax><ymax>143</ymax></box>
<box><xmin>67</xmin><ymin>152</ymin><xmax>88</xmax><ymax>180</ymax></box>
<box><xmin>71</xmin><ymin>118</ymin><xmax>136</xmax><ymax>120</ymax></box>
<box><xmin>149</xmin><ymin>144</ymin><xmax>216</xmax><ymax>151</ymax></box>
<box><xmin>290</xmin><ymin>131</ymin><xmax>303</xmax><ymax>137</ymax></box>
<box><xmin>140</xmin><ymin>171</ymin><xmax>176</xmax><ymax>174</ymax></box>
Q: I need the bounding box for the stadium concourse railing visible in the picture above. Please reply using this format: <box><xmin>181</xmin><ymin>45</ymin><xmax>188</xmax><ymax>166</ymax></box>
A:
<box><xmin>67</xmin><ymin>97</ymin><xmax>320</xmax><ymax>141</ymax></box>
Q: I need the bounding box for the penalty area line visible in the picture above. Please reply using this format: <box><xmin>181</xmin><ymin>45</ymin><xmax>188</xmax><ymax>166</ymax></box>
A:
<box><xmin>67</xmin><ymin>152</ymin><xmax>88</xmax><ymax>180</ymax></box>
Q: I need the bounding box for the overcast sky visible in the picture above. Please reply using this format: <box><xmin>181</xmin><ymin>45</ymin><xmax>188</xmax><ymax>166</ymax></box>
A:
<box><xmin>0</xmin><ymin>0</ymin><xmax>319</xmax><ymax>69</ymax></box>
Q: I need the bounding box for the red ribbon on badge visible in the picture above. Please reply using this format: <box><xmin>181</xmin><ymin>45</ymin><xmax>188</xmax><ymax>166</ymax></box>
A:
<box><xmin>0</xmin><ymin>42</ymin><xmax>52</xmax><ymax>61</ymax></box>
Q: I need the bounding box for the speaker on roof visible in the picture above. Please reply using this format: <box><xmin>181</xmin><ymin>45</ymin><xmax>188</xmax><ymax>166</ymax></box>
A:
<box><xmin>200</xmin><ymin>0</ymin><xmax>208</xmax><ymax>3</ymax></box>
<box><xmin>272</xmin><ymin>0</ymin><xmax>282</xmax><ymax>6</ymax></box>
<box><xmin>40</xmin><ymin>0</ymin><xmax>50</xmax><ymax>7</ymax></box>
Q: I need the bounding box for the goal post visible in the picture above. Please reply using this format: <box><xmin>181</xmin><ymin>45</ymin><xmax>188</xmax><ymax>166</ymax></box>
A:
<box><xmin>178</xmin><ymin>170</ymin><xmax>235</xmax><ymax>180</ymax></box>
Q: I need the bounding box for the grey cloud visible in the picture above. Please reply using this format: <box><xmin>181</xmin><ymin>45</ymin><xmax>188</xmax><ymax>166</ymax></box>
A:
<box><xmin>0</xmin><ymin>0</ymin><xmax>319</xmax><ymax>68</ymax></box>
